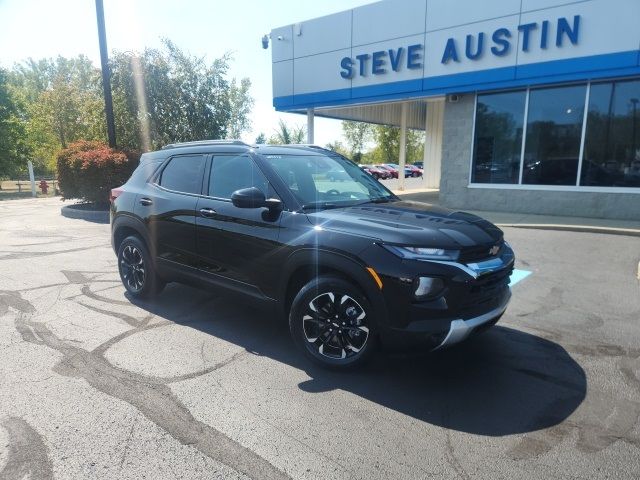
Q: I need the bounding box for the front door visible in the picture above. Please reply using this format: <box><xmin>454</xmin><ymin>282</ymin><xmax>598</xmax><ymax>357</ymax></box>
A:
<box><xmin>195</xmin><ymin>154</ymin><xmax>283</xmax><ymax>299</ymax></box>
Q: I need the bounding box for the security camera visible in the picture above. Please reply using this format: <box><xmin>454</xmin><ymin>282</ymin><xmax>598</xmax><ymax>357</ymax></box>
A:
<box><xmin>261</xmin><ymin>35</ymin><xmax>269</xmax><ymax>49</ymax></box>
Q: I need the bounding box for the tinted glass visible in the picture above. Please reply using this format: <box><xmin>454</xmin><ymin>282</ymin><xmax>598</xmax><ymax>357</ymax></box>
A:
<box><xmin>522</xmin><ymin>85</ymin><xmax>586</xmax><ymax>185</ymax></box>
<box><xmin>209</xmin><ymin>155</ymin><xmax>270</xmax><ymax>199</ymax></box>
<box><xmin>264</xmin><ymin>153</ymin><xmax>394</xmax><ymax>209</ymax></box>
<box><xmin>472</xmin><ymin>90</ymin><xmax>526</xmax><ymax>184</ymax></box>
<box><xmin>581</xmin><ymin>79</ymin><xmax>640</xmax><ymax>187</ymax></box>
<box><xmin>159</xmin><ymin>155</ymin><xmax>205</xmax><ymax>194</ymax></box>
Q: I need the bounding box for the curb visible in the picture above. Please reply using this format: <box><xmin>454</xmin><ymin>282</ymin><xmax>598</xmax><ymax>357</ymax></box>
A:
<box><xmin>496</xmin><ymin>223</ymin><xmax>640</xmax><ymax>237</ymax></box>
<box><xmin>61</xmin><ymin>204</ymin><xmax>109</xmax><ymax>224</ymax></box>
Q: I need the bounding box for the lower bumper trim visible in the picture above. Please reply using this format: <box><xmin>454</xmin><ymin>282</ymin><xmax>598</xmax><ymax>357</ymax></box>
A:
<box><xmin>433</xmin><ymin>290</ymin><xmax>512</xmax><ymax>351</ymax></box>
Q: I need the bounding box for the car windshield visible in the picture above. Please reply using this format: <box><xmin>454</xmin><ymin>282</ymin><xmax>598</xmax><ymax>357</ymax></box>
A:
<box><xmin>263</xmin><ymin>152</ymin><xmax>397</xmax><ymax>210</ymax></box>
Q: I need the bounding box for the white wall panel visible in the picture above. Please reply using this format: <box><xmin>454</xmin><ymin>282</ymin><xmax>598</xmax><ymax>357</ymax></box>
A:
<box><xmin>293</xmin><ymin>11</ymin><xmax>352</xmax><ymax>58</ymax></box>
<box><xmin>425</xmin><ymin>15</ymin><xmax>520</xmax><ymax>78</ymax></box>
<box><xmin>521</xmin><ymin>0</ymin><xmax>592</xmax><ymax>13</ymax></box>
<box><xmin>351</xmin><ymin>34</ymin><xmax>426</xmax><ymax>89</ymax></box>
<box><xmin>352</xmin><ymin>0</ymin><xmax>426</xmax><ymax>47</ymax></box>
<box><xmin>517</xmin><ymin>0</ymin><xmax>640</xmax><ymax>66</ymax></box>
<box><xmin>426</xmin><ymin>0</ymin><xmax>521</xmax><ymax>31</ymax></box>
<box><xmin>271</xmin><ymin>25</ymin><xmax>293</xmax><ymax>63</ymax></box>
<box><xmin>294</xmin><ymin>49</ymin><xmax>352</xmax><ymax>95</ymax></box>
<box><xmin>272</xmin><ymin>60</ymin><xmax>293</xmax><ymax>99</ymax></box>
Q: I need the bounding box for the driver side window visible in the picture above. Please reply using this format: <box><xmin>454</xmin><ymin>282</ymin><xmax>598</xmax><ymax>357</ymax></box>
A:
<box><xmin>209</xmin><ymin>155</ymin><xmax>273</xmax><ymax>199</ymax></box>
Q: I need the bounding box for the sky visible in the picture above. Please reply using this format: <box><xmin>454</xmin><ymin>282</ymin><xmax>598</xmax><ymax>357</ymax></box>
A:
<box><xmin>0</xmin><ymin>0</ymin><xmax>374</xmax><ymax>145</ymax></box>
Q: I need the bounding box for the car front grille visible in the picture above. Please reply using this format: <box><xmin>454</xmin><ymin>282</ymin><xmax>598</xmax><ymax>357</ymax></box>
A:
<box><xmin>459</xmin><ymin>240</ymin><xmax>504</xmax><ymax>263</ymax></box>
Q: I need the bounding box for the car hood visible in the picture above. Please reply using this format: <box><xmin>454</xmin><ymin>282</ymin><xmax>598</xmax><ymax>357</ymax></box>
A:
<box><xmin>304</xmin><ymin>200</ymin><xmax>503</xmax><ymax>249</ymax></box>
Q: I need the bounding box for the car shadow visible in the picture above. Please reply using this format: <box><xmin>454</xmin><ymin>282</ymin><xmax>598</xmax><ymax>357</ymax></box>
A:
<box><xmin>130</xmin><ymin>283</ymin><xmax>586</xmax><ymax>437</ymax></box>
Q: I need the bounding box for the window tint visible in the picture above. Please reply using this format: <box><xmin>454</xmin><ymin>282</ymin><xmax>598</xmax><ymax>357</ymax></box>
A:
<box><xmin>209</xmin><ymin>155</ymin><xmax>270</xmax><ymax>199</ymax></box>
<box><xmin>522</xmin><ymin>85</ymin><xmax>586</xmax><ymax>186</ymax></box>
<box><xmin>581</xmin><ymin>79</ymin><xmax>640</xmax><ymax>187</ymax></box>
<box><xmin>472</xmin><ymin>91</ymin><xmax>526</xmax><ymax>184</ymax></box>
<box><xmin>159</xmin><ymin>155</ymin><xmax>206</xmax><ymax>194</ymax></box>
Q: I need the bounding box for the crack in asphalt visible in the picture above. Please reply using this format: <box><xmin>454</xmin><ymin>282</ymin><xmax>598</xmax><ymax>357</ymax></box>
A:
<box><xmin>5</xmin><ymin>281</ymin><xmax>291</xmax><ymax>480</ymax></box>
<box><xmin>0</xmin><ymin>417</ymin><xmax>54</xmax><ymax>480</ymax></box>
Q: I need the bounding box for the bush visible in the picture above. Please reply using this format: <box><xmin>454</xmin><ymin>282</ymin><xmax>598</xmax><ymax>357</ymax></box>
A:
<box><xmin>57</xmin><ymin>141</ymin><xmax>138</xmax><ymax>206</ymax></box>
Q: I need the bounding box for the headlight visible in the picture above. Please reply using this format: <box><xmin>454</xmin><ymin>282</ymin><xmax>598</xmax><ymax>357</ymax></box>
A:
<box><xmin>382</xmin><ymin>245</ymin><xmax>460</xmax><ymax>261</ymax></box>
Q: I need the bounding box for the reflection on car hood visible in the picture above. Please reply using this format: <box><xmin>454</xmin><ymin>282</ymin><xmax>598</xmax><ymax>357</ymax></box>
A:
<box><xmin>304</xmin><ymin>200</ymin><xmax>503</xmax><ymax>248</ymax></box>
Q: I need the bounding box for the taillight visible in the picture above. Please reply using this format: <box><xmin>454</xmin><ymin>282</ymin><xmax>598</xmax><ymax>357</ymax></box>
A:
<box><xmin>110</xmin><ymin>187</ymin><xmax>124</xmax><ymax>203</ymax></box>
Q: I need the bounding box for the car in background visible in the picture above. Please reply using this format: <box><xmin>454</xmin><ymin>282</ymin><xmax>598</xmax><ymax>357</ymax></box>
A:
<box><xmin>407</xmin><ymin>164</ymin><xmax>423</xmax><ymax>177</ymax></box>
<box><xmin>413</xmin><ymin>162</ymin><xmax>423</xmax><ymax>169</ymax></box>
<box><xmin>359</xmin><ymin>164</ymin><xmax>390</xmax><ymax>180</ymax></box>
<box><xmin>385</xmin><ymin>163</ymin><xmax>420</xmax><ymax>178</ymax></box>
<box><xmin>376</xmin><ymin>164</ymin><xmax>398</xmax><ymax>178</ymax></box>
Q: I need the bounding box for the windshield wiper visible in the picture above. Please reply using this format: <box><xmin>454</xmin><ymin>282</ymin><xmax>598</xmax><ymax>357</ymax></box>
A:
<box><xmin>300</xmin><ymin>202</ymin><xmax>342</xmax><ymax>211</ymax></box>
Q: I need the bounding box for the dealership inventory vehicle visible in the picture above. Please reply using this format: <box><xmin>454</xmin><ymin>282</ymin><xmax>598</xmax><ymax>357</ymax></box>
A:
<box><xmin>111</xmin><ymin>141</ymin><xmax>514</xmax><ymax>369</ymax></box>
<box><xmin>359</xmin><ymin>164</ymin><xmax>390</xmax><ymax>180</ymax></box>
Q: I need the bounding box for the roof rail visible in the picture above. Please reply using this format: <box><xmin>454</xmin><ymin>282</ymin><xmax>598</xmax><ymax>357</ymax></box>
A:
<box><xmin>161</xmin><ymin>139</ymin><xmax>250</xmax><ymax>150</ymax></box>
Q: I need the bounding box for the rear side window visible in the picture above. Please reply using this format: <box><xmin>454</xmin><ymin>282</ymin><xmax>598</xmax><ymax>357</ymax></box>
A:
<box><xmin>209</xmin><ymin>155</ymin><xmax>271</xmax><ymax>199</ymax></box>
<box><xmin>159</xmin><ymin>155</ymin><xmax>206</xmax><ymax>194</ymax></box>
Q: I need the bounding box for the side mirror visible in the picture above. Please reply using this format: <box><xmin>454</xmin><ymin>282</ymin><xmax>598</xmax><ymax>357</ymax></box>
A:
<box><xmin>231</xmin><ymin>187</ymin><xmax>282</xmax><ymax>211</ymax></box>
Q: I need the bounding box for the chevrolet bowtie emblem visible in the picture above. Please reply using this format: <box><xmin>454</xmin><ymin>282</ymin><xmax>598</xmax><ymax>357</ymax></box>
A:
<box><xmin>489</xmin><ymin>245</ymin><xmax>500</xmax><ymax>256</ymax></box>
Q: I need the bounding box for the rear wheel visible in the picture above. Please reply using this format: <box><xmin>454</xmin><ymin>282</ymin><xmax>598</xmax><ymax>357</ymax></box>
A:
<box><xmin>117</xmin><ymin>235</ymin><xmax>165</xmax><ymax>298</ymax></box>
<box><xmin>289</xmin><ymin>276</ymin><xmax>377</xmax><ymax>369</ymax></box>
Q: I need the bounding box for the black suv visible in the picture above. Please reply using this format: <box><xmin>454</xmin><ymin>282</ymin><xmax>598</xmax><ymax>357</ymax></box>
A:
<box><xmin>110</xmin><ymin>141</ymin><xmax>514</xmax><ymax>368</ymax></box>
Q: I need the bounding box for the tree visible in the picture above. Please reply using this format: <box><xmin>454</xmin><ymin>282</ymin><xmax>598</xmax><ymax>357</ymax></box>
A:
<box><xmin>325</xmin><ymin>141</ymin><xmax>349</xmax><ymax>158</ymax></box>
<box><xmin>370</xmin><ymin>125</ymin><xmax>424</xmax><ymax>164</ymax></box>
<box><xmin>9</xmin><ymin>55</ymin><xmax>105</xmax><ymax>173</ymax></box>
<box><xmin>342</xmin><ymin>121</ymin><xmax>371</xmax><ymax>162</ymax></box>
<box><xmin>255</xmin><ymin>132</ymin><xmax>266</xmax><ymax>144</ymax></box>
<box><xmin>0</xmin><ymin>68</ymin><xmax>30</xmax><ymax>178</ymax></box>
<box><xmin>269</xmin><ymin>119</ymin><xmax>305</xmax><ymax>144</ymax></box>
<box><xmin>227</xmin><ymin>78</ymin><xmax>254</xmax><ymax>139</ymax></box>
<box><xmin>109</xmin><ymin>39</ymin><xmax>253</xmax><ymax>151</ymax></box>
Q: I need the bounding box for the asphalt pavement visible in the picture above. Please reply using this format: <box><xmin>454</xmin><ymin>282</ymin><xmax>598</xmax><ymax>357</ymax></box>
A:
<box><xmin>1</xmin><ymin>197</ymin><xmax>639</xmax><ymax>479</ymax></box>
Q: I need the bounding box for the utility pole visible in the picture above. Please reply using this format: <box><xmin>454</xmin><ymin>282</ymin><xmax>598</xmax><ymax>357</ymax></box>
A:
<box><xmin>95</xmin><ymin>0</ymin><xmax>117</xmax><ymax>148</ymax></box>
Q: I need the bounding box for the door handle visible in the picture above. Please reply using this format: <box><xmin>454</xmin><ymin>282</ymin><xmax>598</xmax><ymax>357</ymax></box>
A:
<box><xmin>139</xmin><ymin>197</ymin><xmax>153</xmax><ymax>206</ymax></box>
<box><xmin>199</xmin><ymin>207</ymin><xmax>217</xmax><ymax>218</ymax></box>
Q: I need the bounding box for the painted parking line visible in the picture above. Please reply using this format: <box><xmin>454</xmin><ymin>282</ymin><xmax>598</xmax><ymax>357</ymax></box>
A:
<box><xmin>509</xmin><ymin>269</ymin><xmax>532</xmax><ymax>287</ymax></box>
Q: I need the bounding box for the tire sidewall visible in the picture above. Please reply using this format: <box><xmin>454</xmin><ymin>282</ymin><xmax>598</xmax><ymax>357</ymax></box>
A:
<box><xmin>289</xmin><ymin>276</ymin><xmax>377</xmax><ymax>369</ymax></box>
<box><xmin>117</xmin><ymin>235</ymin><xmax>160</xmax><ymax>298</ymax></box>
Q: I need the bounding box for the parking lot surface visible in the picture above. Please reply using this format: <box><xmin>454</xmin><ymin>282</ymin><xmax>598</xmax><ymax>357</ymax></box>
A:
<box><xmin>1</xmin><ymin>197</ymin><xmax>639</xmax><ymax>479</ymax></box>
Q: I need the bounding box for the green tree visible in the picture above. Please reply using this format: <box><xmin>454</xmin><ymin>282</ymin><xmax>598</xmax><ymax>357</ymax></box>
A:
<box><xmin>0</xmin><ymin>68</ymin><xmax>30</xmax><ymax>178</ymax></box>
<box><xmin>255</xmin><ymin>132</ymin><xmax>266</xmax><ymax>144</ymax></box>
<box><xmin>269</xmin><ymin>119</ymin><xmax>305</xmax><ymax>144</ymax></box>
<box><xmin>110</xmin><ymin>39</ymin><xmax>253</xmax><ymax>151</ymax></box>
<box><xmin>10</xmin><ymin>55</ymin><xmax>105</xmax><ymax>173</ymax></box>
<box><xmin>371</xmin><ymin>125</ymin><xmax>424</xmax><ymax>164</ymax></box>
<box><xmin>325</xmin><ymin>140</ymin><xmax>350</xmax><ymax>158</ymax></box>
<box><xmin>227</xmin><ymin>78</ymin><xmax>254</xmax><ymax>139</ymax></box>
<box><xmin>342</xmin><ymin>121</ymin><xmax>371</xmax><ymax>162</ymax></box>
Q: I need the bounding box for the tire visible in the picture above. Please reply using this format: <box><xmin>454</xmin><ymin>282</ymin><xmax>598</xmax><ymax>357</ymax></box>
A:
<box><xmin>373</xmin><ymin>173</ymin><xmax>380</xmax><ymax>180</ymax></box>
<box><xmin>117</xmin><ymin>235</ymin><xmax>165</xmax><ymax>298</ymax></box>
<box><xmin>289</xmin><ymin>275</ymin><xmax>377</xmax><ymax>369</ymax></box>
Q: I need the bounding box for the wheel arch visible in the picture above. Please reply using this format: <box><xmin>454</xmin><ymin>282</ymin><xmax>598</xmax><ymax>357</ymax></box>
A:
<box><xmin>111</xmin><ymin>215</ymin><xmax>153</xmax><ymax>256</ymax></box>
<box><xmin>279</xmin><ymin>249</ymin><xmax>388</xmax><ymax>326</ymax></box>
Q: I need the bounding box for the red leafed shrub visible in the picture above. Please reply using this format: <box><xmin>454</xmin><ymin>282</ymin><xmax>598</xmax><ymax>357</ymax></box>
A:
<box><xmin>57</xmin><ymin>141</ymin><xmax>138</xmax><ymax>206</ymax></box>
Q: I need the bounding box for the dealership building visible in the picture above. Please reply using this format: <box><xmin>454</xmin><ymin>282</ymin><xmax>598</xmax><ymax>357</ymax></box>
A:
<box><xmin>269</xmin><ymin>0</ymin><xmax>640</xmax><ymax>220</ymax></box>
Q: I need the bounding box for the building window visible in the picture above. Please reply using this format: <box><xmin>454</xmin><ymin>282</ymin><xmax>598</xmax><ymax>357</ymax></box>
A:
<box><xmin>471</xmin><ymin>91</ymin><xmax>526</xmax><ymax>184</ymax></box>
<box><xmin>522</xmin><ymin>85</ymin><xmax>587</xmax><ymax>186</ymax></box>
<box><xmin>581</xmin><ymin>79</ymin><xmax>640</xmax><ymax>188</ymax></box>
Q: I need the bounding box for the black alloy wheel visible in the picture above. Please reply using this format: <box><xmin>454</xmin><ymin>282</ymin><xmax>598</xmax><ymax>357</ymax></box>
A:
<box><xmin>289</xmin><ymin>276</ymin><xmax>377</xmax><ymax>368</ymax></box>
<box><xmin>117</xmin><ymin>235</ymin><xmax>165</xmax><ymax>298</ymax></box>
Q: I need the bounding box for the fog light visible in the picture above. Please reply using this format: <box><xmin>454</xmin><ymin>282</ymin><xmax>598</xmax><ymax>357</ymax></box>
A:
<box><xmin>414</xmin><ymin>277</ymin><xmax>444</xmax><ymax>300</ymax></box>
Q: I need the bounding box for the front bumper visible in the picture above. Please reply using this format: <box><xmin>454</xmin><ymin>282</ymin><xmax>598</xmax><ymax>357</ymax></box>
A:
<box><xmin>433</xmin><ymin>288</ymin><xmax>511</xmax><ymax>350</ymax></box>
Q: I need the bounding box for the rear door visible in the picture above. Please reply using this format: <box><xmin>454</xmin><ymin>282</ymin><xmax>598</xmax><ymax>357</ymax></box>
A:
<box><xmin>195</xmin><ymin>154</ymin><xmax>283</xmax><ymax>298</ymax></box>
<box><xmin>136</xmin><ymin>154</ymin><xmax>206</xmax><ymax>268</ymax></box>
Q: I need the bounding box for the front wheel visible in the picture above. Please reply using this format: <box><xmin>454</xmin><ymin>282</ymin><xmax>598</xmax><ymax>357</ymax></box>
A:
<box><xmin>289</xmin><ymin>276</ymin><xmax>377</xmax><ymax>369</ymax></box>
<box><xmin>117</xmin><ymin>235</ymin><xmax>165</xmax><ymax>298</ymax></box>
